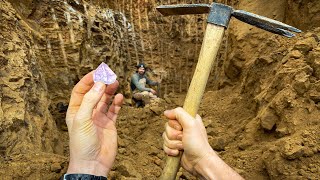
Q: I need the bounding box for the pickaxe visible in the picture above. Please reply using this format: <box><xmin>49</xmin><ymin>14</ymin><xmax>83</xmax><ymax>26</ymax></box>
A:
<box><xmin>156</xmin><ymin>3</ymin><xmax>301</xmax><ymax>180</ymax></box>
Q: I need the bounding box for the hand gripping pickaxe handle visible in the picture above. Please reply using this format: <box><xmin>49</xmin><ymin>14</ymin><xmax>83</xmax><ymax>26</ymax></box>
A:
<box><xmin>161</xmin><ymin>24</ymin><xmax>225</xmax><ymax>180</ymax></box>
<box><xmin>157</xmin><ymin>3</ymin><xmax>301</xmax><ymax>180</ymax></box>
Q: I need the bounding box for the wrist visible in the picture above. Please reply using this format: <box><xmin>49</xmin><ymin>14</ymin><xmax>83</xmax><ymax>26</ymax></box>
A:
<box><xmin>63</xmin><ymin>174</ymin><xmax>107</xmax><ymax>180</ymax></box>
<box><xmin>194</xmin><ymin>151</ymin><xmax>243</xmax><ymax>180</ymax></box>
<box><xmin>67</xmin><ymin>159</ymin><xmax>110</xmax><ymax>177</ymax></box>
<box><xmin>193</xmin><ymin>151</ymin><xmax>219</xmax><ymax>180</ymax></box>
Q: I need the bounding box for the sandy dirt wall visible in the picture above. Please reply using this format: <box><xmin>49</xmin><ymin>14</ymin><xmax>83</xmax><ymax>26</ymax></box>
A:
<box><xmin>0</xmin><ymin>1</ymin><xmax>67</xmax><ymax>178</ymax></box>
<box><xmin>0</xmin><ymin>0</ymin><xmax>136</xmax><ymax>178</ymax></box>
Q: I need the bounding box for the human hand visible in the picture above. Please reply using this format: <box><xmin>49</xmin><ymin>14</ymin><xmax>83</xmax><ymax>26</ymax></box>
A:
<box><xmin>150</xmin><ymin>89</ymin><xmax>157</xmax><ymax>95</ymax></box>
<box><xmin>162</xmin><ymin>107</ymin><xmax>215</xmax><ymax>176</ymax></box>
<box><xmin>66</xmin><ymin>71</ymin><xmax>124</xmax><ymax>177</ymax></box>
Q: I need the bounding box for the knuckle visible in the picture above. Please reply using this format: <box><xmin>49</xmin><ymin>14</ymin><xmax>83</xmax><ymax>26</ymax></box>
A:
<box><xmin>164</xmin><ymin>148</ymin><xmax>175</xmax><ymax>156</ymax></box>
<box><xmin>163</xmin><ymin>139</ymin><xmax>170</xmax><ymax>148</ymax></box>
<box><xmin>165</xmin><ymin>140</ymin><xmax>177</xmax><ymax>149</ymax></box>
<box><xmin>165</xmin><ymin>122</ymin><xmax>169</xmax><ymax>130</ymax></box>
<box><xmin>163</xmin><ymin>145</ymin><xmax>170</xmax><ymax>153</ymax></box>
<box><xmin>168</xmin><ymin>120</ymin><xmax>175</xmax><ymax>128</ymax></box>
<box><xmin>165</xmin><ymin>125</ymin><xmax>176</xmax><ymax>140</ymax></box>
<box><xmin>175</xmin><ymin>107</ymin><xmax>184</xmax><ymax>114</ymax></box>
<box><xmin>166</xmin><ymin>149</ymin><xmax>173</xmax><ymax>155</ymax></box>
<box><xmin>163</xmin><ymin>146</ymin><xmax>171</xmax><ymax>155</ymax></box>
<box><xmin>71</xmin><ymin>86</ymin><xmax>79</xmax><ymax>94</ymax></box>
<box><xmin>168</xmin><ymin>149</ymin><xmax>178</xmax><ymax>156</ymax></box>
<box><xmin>167</xmin><ymin>130</ymin><xmax>177</xmax><ymax>140</ymax></box>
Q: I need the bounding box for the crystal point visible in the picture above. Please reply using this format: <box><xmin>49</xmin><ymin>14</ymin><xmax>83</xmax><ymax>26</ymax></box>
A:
<box><xmin>93</xmin><ymin>62</ymin><xmax>117</xmax><ymax>85</ymax></box>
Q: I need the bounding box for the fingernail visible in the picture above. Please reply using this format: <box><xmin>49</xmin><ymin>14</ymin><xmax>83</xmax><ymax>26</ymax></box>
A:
<box><xmin>174</xmin><ymin>125</ymin><xmax>180</xmax><ymax>130</ymax></box>
<box><xmin>93</xmin><ymin>82</ymin><xmax>104</xmax><ymax>92</ymax></box>
<box><xmin>177</xmin><ymin>143</ymin><xmax>183</xmax><ymax>149</ymax></box>
<box><xmin>177</xmin><ymin>134</ymin><xmax>183</xmax><ymax>140</ymax></box>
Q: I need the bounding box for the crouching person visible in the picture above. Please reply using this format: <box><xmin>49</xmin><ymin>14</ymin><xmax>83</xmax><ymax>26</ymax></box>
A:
<box><xmin>130</xmin><ymin>63</ymin><xmax>158</xmax><ymax>106</ymax></box>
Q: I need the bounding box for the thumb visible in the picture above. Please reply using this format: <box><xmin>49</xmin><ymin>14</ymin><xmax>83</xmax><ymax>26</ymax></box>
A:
<box><xmin>75</xmin><ymin>82</ymin><xmax>106</xmax><ymax>125</ymax></box>
<box><xmin>165</xmin><ymin>107</ymin><xmax>194</xmax><ymax>129</ymax></box>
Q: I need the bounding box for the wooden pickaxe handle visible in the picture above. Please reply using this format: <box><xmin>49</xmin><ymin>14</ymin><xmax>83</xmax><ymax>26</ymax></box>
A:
<box><xmin>160</xmin><ymin>23</ymin><xmax>225</xmax><ymax>180</ymax></box>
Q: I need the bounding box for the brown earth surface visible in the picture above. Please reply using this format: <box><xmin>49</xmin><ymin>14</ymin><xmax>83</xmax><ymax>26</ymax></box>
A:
<box><xmin>0</xmin><ymin>0</ymin><xmax>319</xmax><ymax>179</ymax></box>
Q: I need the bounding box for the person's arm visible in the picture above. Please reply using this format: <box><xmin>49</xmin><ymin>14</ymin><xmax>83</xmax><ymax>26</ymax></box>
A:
<box><xmin>163</xmin><ymin>107</ymin><xmax>244</xmax><ymax>180</ymax></box>
<box><xmin>194</xmin><ymin>152</ymin><xmax>244</xmax><ymax>180</ymax></box>
<box><xmin>145</xmin><ymin>76</ymin><xmax>158</xmax><ymax>95</ymax></box>
<box><xmin>145</xmin><ymin>76</ymin><xmax>158</xmax><ymax>86</ymax></box>
<box><xmin>131</xmin><ymin>74</ymin><xmax>151</xmax><ymax>92</ymax></box>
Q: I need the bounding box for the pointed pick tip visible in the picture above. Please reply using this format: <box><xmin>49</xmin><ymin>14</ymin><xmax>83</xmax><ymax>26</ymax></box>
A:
<box><xmin>279</xmin><ymin>28</ymin><xmax>296</xmax><ymax>38</ymax></box>
<box><xmin>290</xmin><ymin>27</ymin><xmax>302</xmax><ymax>33</ymax></box>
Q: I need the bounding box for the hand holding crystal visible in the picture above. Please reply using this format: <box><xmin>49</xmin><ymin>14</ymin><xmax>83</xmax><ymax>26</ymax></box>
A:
<box><xmin>66</xmin><ymin>64</ymin><xmax>123</xmax><ymax>177</ymax></box>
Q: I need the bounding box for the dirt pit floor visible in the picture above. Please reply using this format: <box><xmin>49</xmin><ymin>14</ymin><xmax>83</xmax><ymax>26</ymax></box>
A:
<box><xmin>0</xmin><ymin>0</ymin><xmax>319</xmax><ymax>179</ymax></box>
<box><xmin>111</xmin><ymin>84</ymin><xmax>320</xmax><ymax>180</ymax></box>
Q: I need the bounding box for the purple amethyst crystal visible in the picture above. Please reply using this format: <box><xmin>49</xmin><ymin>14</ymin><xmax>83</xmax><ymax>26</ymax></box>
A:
<box><xmin>93</xmin><ymin>62</ymin><xmax>117</xmax><ymax>85</ymax></box>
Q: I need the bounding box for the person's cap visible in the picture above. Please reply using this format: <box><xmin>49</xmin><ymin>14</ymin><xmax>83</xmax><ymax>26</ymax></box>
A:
<box><xmin>136</xmin><ymin>63</ymin><xmax>146</xmax><ymax>69</ymax></box>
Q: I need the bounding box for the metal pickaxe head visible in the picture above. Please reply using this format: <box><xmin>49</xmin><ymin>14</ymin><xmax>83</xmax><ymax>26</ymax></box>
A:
<box><xmin>157</xmin><ymin>3</ymin><xmax>301</xmax><ymax>38</ymax></box>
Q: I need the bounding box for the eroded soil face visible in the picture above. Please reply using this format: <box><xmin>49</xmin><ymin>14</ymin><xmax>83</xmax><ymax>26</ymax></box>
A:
<box><xmin>0</xmin><ymin>0</ymin><xmax>319</xmax><ymax>179</ymax></box>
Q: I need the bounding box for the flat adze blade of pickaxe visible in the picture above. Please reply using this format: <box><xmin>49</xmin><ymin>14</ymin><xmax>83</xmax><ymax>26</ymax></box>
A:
<box><xmin>156</xmin><ymin>4</ymin><xmax>211</xmax><ymax>16</ymax></box>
